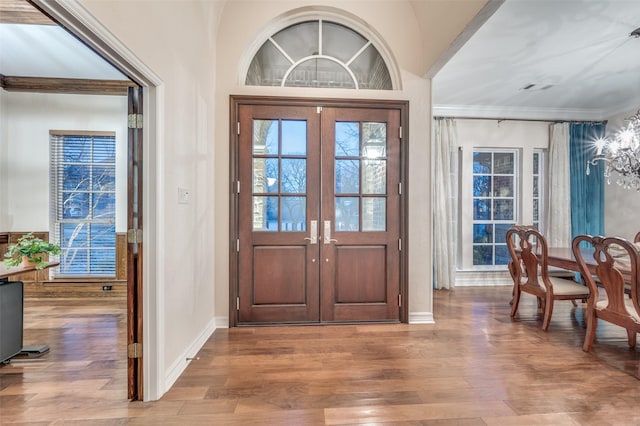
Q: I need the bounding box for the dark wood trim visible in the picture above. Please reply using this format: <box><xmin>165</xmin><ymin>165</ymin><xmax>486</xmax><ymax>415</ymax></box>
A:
<box><xmin>229</xmin><ymin>95</ymin><xmax>410</xmax><ymax>326</ymax></box>
<box><xmin>127</xmin><ymin>86</ymin><xmax>144</xmax><ymax>401</ymax></box>
<box><xmin>0</xmin><ymin>74</ymin><xmax>134</xmax><ymax>96</ymax></box>
<box><xmin>116</xmin><ymin>233</ymin><xmax>127</xmax><ymax>281</ymax></box>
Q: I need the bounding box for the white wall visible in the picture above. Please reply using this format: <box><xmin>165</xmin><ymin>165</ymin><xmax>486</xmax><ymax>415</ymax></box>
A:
<box><xmin>77</xmin><ymin>0</ymin><xmax>222</xmax><ymax>399</ymax></box>
<box><xmin>214</xmin><ymin>0</ymin><xmax>436</xmax><ymax>323</ymax></box>
<box><xmin>3</xmin><ymin>91</ymin><xmax>127</xmax><ymax>233</ymax></box>
<box><xmin>604</xmin><ymin>107</ymin><xmax>640</xmax><ymax>241</ymax></box>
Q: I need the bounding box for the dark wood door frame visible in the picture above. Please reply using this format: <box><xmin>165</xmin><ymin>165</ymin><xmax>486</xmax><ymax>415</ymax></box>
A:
<box><xmin>229</xmin><ymin>95</ymin><xmax>409</xmax><ymax>327</ymax></box>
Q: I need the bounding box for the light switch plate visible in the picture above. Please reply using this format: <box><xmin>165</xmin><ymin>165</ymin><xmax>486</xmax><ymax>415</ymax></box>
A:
<box><xmin>178</xmin><ymin>187</ymin><xmax>189</xmax><ymax>204</ymax></box>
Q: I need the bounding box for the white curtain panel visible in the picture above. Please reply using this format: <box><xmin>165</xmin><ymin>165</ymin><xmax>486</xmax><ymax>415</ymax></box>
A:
<box><xmin>546</xmin><ymin>122</ymin><xmax>571</xmax><ymax>247</ymax></box>
<box><xmin>433</xmin><ymin>118</ymin><xmax>458</xmax><ymax>290</ymax></box>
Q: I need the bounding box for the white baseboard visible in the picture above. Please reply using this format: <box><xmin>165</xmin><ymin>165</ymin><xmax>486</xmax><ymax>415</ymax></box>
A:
<box><xmin>163</xmin><ymin>318</ymin><xmax>217</xmax><ymax>394</ymax></box>
<box><xmin>455</xmin><ymin>270</ymin><xmax>513</xmax><ymax>287</ymax></box>
<box><xmin>409</xmin><ymin>312</ymin><xmax>435</xmax><ymax>324</ymax></box>
<box><xmin>214</xmin><ymin>316</ymin><xmax>229</xmax><ymax>328</ymax></box>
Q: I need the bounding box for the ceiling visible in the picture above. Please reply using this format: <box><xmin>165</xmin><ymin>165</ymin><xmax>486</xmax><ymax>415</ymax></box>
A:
<box><xmin>433</xmin><ymin>0</ymin><xmax>640</xmax><ymax>121</ymax></box>
<box><xmin>0</xmin><ymin>1</ymin><xmax>639</xmax><ymax>121</ymax></box>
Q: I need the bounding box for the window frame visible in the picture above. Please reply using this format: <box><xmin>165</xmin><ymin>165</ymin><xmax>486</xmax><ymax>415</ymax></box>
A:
<box><xmin>50</xmin><ymin>130</ymin><xmax>117</xmax><ymax>278</ymax></box>
<box><xmin>471</xmin><ymin>148</ymin><xmax>519</xmax><ymax>270</ymax></box>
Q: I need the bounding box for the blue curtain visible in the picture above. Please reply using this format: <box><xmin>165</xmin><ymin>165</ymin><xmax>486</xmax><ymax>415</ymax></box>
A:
<box><xmin>569</xmin><ymin>122</ymin><xmax>606</xmax><ymax>239</ymax></box>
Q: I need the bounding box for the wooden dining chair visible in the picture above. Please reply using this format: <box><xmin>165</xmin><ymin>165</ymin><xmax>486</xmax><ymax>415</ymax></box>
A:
<box><xmin>506</xmin><ymin>225</ymin><xmax>590</xmax><ymax>331</ymax></box>
<box><xmin>572</xmin><ymin>235</ymin><xmax>640</xmax><ymax>351</ymax></box>
<box><xmin>635</xmin><ymin>231</ymin><xmax>640</xmax><ymax>243</ymax></box>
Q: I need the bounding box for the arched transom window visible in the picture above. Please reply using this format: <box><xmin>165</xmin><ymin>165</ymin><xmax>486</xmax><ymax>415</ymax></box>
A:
<box><xmin>246</xmin><ymin>19</ymin><xmax>393</xmax><ymax>90</ymax></box>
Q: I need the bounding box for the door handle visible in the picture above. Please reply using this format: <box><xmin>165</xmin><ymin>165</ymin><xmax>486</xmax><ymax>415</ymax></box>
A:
<box><xmin>304</xmin><ymin>220</ymin><xmax>318</xmax><ymax>244</ymax></box>
<box><xmin>323</xmin><ymin>220</ymin><xmax>338</xmax><ymax>244</ymax></box>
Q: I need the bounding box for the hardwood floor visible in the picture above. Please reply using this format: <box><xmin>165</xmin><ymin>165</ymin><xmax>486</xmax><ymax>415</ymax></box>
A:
<box><xmin>1</xmin><ymin>286</ymin><xmax>639</xmax><ymax>425</ymax></box>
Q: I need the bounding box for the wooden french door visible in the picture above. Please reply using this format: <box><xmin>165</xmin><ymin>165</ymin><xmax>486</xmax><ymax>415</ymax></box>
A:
<box><xmin>127</xmin><ymin>86</ymin><xmax>143</xmax><ymax>400</ymax></box>
<box><xmin>235</xmin><ymin>99</ymin><xmax>402</xmax><ymax>324</ymax></box>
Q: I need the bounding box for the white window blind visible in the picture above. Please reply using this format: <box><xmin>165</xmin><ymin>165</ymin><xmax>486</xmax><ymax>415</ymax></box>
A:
<box><xmin>50</xmin><ymin>131</ymin><xmax>116</xmax><ymax>277</ymax></box>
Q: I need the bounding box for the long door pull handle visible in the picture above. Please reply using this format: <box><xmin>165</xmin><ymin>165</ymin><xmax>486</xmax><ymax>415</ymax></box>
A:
<box><xmin>323</xmin><ymin>220</ymin><xmax>338</xmax><ymax>244</ymax></box>
<box><xmin>304</xmin><ymin>220</ymin><xmax>318</xmax><ymax>244</ymax></box>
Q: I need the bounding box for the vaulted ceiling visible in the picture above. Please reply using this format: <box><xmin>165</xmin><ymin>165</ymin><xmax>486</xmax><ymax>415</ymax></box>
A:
<box><xmin>1</xmin><ymin>0</ymin><xmax>639</xmax><ymax>120</ymax></box>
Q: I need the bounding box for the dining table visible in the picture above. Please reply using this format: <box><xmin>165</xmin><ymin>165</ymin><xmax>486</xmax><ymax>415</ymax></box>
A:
<box><xmin>544</xmin><ymin>246</ymin><xmax>633</xmax><ymax>283</ymax></box>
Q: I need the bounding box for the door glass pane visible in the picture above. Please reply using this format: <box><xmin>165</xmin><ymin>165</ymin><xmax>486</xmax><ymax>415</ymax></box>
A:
<box><xmin>253</xmin><ymin>120</ymin><xmax>278</xmax><ymax>154</ymax></box>
<box><xmin>362</xmin><ymin>197</ymin><xmax>385</xmax><ymax>231</ymax></box>
<box><xmin>362</xmin><ymin>122</ymin><xmax>386</xmax><ymax>158</ymax></box>
<box><xmin>362</xmin><ymin>160</ymin><xmax>386</xmax><ymax>194</ymax></box>
<box><xmin>335</xmin><ymin>160</ymin><xmax>359</xmax><ymax>193</ymax></box>
<box><xmin>281</xmin><ymin>159</ymin><xmax>306</xmax><ymax>193</ymax></box>
<box><xmin>253</xmin><ymin>196</ymin><xmax>278</xmax><ymax>231</ymax></box>
<box><xmin>253</xmin><ymin>158</ymin><xmax>278</xmax><ymax>193</ymax></box>
<box><xmin>282</xmin><ymin>120</ymin><xmax>307</xmax><ymax>155</ymax></box>
<box><xmin>335</xmin><ymin>197</ymin><xmax>359</xmax><ymax>231</ymax></box>
<box><xmin>281</xmin><ymin>196</ymin><xmax>306</xmax><ymax>232</ymax></box>
<box><xmin>335</xmin><ymin>122</ymin><xmax>359</xmax><ymax>156</ymax></box>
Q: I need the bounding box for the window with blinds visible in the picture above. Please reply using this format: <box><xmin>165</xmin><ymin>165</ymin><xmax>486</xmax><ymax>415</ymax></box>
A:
<box><xmin>50</xmin><ymin>131</ymin><xmax>116</xmax><ymax>277</ymax></box>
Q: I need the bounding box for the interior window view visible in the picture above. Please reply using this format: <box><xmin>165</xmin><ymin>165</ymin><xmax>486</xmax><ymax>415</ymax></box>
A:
<box><xmin>1</xmin><ymin>0</ymin><xmax>639</xmax><ymax>424</ymax></box>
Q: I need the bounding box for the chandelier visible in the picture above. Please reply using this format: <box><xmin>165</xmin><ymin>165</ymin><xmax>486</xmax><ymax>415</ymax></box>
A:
<box><xmin>587</xmin><ymin>110</ymin><xmax>640</xmax><ymax>190</ymax></box>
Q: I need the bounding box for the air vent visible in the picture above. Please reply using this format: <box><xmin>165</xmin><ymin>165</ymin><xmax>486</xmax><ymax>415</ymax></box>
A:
<box><xmin>521</xmin><ymin>83</ymin><xmax>554</xmax><ymax>91</ymax></box>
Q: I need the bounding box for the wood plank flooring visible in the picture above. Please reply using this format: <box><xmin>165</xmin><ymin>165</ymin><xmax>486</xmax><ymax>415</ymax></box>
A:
<box><xmin>1</xmin><ymin>286</ymin><xmax>639</xmax><ymax>425</ymax></box>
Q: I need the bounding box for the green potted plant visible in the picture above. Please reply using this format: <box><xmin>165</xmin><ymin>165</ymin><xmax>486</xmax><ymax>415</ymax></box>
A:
<box><xmin>3</xmin><ymin>232</ymin><xmax>61</xmax><ymax>270</ymax></box>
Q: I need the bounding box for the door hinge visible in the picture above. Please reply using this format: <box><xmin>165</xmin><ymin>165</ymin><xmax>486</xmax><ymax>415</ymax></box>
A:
<box><xmin>317</xmin><ymin>106</ymin><xmax>322</xmax><ymax>114</ymax></box>
<box><xmin>398</xmin><ymin>238</ymin><xmax>402</xmax><ymax>252</ymax></box>
<box><xmin>236</xmin><ymin>297</ymin><xmax>240</xmax><ymax>311</ymax></box>
<box><xmin>399</xmin><ymin>126</ymin><xmax>403</xmax><ymax>139</ymax></box>
<box><xmin>128</xmin><ymin>113</ymin><xmax>143</xmax><ymax>129</ymax></box>
<box><xmin>128</xmin><ymin>343</ymin><xmax>143</xmax><ymax>359</ymax></box>
<box><xmin>398</xmin><ymin>294</ymin><xmax>402</xmax><ymax>307</ymax></box>
<box><xmin>127</xmin><ymin>229</ymin><xmax>143</xmax><ymax>244</ymax></box>
<box><xmin>237</xmin><ymin>121</ymin><xmax>240</xmax><ymax>135</ymax></box>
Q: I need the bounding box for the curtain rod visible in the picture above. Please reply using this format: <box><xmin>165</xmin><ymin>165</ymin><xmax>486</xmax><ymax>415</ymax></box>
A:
<box><xmin>434</xmin><ymin>116</ymin><xmax>606</xmax><ymax>124</ymax></box>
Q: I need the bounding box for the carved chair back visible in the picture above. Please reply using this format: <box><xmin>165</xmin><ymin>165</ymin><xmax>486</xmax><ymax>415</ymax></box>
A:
<box><xmin>572</xmin><ymin>234</ymin><xmax>640</xmax><ymax>348</ymax></box>
<box><xmin>506</xmin><ymin>225</ymin><xmax>551</xmax><ymax>294</ymax></box>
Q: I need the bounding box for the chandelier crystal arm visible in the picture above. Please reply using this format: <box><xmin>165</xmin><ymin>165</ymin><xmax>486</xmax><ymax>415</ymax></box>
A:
<box><xmin>586</xmin><ymin>110</ymin><xmax>640</xmax><ymax>191</ymax></box>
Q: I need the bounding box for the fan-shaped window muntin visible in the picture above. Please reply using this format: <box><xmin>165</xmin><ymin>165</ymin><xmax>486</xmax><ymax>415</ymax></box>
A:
<box><xmin>246</xmin><ymin>19</ymin><xmax>392</xmax><ymax>90</ymax></box>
